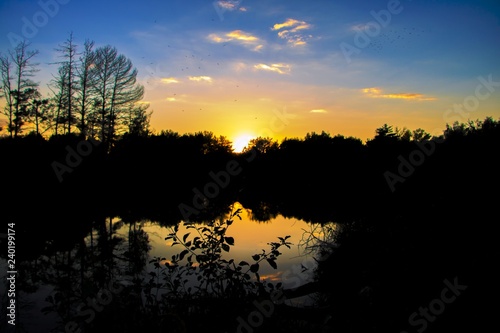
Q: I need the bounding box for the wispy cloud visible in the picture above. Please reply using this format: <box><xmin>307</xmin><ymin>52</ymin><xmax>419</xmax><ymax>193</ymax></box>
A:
<box><xmin>253</xmin><ymin>44</ymin><xmax>264</xmax><ymax>52</ymax></box>
<box><xmin>207</xmin><ymin>30</ymin><xmax>263</xmax><ymax>51</ymax></box>
<box><xmin>272</xmin><ymin>18</ymin><xmax>313</xmax><ymax>46</ymax></box>
<box><xmin>232</xmin><ymin>62</ymin><xmax>248</xmax><ymax>72</ymax></box>
<box><xmin>189</xmin><ymin>76</ymin><xmax>213</xmax><ymax>83</ymax></box>
<box><xmin>254</xmin><ymin>63</ymin><xmax>291</xmax><ymax>75</ymax></box>
<box><xmin>165</xmin><ymin>94</ymin><xmax>188</xmax><ymax>102</ymax></box>
<box><xmin>350</xmin><ymin>23</ymin><xmax>371</xmax><ymax>32</ymax></box>
<box><xmin>272</xmin><ymin>19</ymin><xmax>303</xmax><ymax>31</ymax></box>
<box><xmin>362</xmin><ymin>87</ymin><xmax>437</xmax><ymax>101</ymax></box>
<box><xmin>216</xmin><ymin>0</ymin><xmax>238</xmax><ymax>10</ymax></box>
<box><xmin>161</xmin><ymin>77</ymin><xmax>180</xmax><ymax>84</ymax></box>
<box><xmin>310</xmin><ymin>109</ymin><xmax>327</xmax><ymax>113</ymax></box>
<box><xmin>226</xmin><ymin>30</ymin><xmax>258</xmax><ymax>42</ymax></box>
<box><xmin>215</xmin><ymin>0</ymin><xmax>246</xmax><ymax>11</ymax></box>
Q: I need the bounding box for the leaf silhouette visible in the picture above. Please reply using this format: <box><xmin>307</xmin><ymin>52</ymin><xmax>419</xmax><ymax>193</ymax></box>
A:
<box><xmin>267</xmin><ymin>259</ymin><xmax>277</xmax><ymax>269</ymax></box>
<box><xmin>179</xmin><ymin>250</ymin><xmax>189</xmax><ymax>260</ymax></box>
<box><xmin>224</xmin><ymin>236</ymin><xmax>234</xmax><ymax>245</ymax></box>
<box><xmin>250</xmin><ymin>263</ymin><xmax>259</xmax><ymax>273</ymax></box>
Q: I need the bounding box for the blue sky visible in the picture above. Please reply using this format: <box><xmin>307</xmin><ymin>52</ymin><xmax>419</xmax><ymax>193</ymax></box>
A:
<box><xmin>1</xmin><ymin>0</ymin><xmax>499</xmax><ymax>142</ymax></box>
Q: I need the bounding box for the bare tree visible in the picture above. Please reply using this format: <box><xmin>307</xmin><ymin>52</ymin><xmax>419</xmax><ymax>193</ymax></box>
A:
<box><xmin>1</xmin><ymin>40</ymin><xmax>149</xmax><ymax>140</ymax></box>
<box><xmin>54</xmin><ymin>32</ymin><xmax>78</xmax><ymax>134</ymax></box>
<box><xmin>75</xmin><ymin>40</ymin><xmax>96</xmax><ymax>138</ymax></box>
<box><xmin>10</xmin><ymin>41</ymin><xmax>40</xmax><ymax>137</ymax></box>
<box><xmin>48</xmin><ymin>65</ymin><xmax>69</xmax><ymax>135</ymax></box>
<box><xmin>92</xmin><ymin>45</ymin><xmax>117</xmax><ymax>142</ymax></box>
<box><xmin>92</xmin><ymin>45</ymin><xmax>146</xmax><ymax>143</ymax></box>
<box><xmin>107</xmin><ymin>54</ymin><xmax>145</xmax><ymax>139</ymax></box>
<box><xmin>0</xmin><ymin>53</ymin><xmax>14</xmax><ymax>137</ymax></box>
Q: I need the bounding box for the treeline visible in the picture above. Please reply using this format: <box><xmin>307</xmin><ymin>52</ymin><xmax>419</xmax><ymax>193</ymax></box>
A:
<box><xmin>0</xmin><ymin>34</ymin><xmax>150</xmax><ymax>142</ymax></box>
<box><xmin>1</xmin><ymin>117</ymin><xmax>498</xmax><ymax>225</ymax></box>
<box><xmin>235</xmin><ymin>118</ymin><xmax>500</xmax><ymax>222</ymax></box>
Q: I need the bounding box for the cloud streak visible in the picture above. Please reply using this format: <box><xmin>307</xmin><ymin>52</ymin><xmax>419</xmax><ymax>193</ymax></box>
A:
<box><xmin>362</xmin><ymin>87</ymin><xmax>437</xmax><ymax>101</ymax></box>
<box><xmin>161</xmin><ymin>77</ymin><xmax>180</xmax><ymax>84</ymax></box>
<box><xmin>207</xmin><ymin>30</ymin><xmax>263</xmax><ymax>51</ymax></box>
<box><xmin>254</xmin><ymin>63</ymin><xmax>291</xmax><ymax>74</ymax></box>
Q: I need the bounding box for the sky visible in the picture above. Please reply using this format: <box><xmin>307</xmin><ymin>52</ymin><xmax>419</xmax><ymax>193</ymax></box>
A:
<box><xmin>1</xmin><ymin>0</ymin><xmax>499</xmax><ymax>146</ymax></box>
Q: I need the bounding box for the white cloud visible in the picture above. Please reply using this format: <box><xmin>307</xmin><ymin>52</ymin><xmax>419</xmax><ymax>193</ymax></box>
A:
<box><xmin>207</xmin><ymin>30</ymin><xmax>263</xmax><ymax>51</ymax></box>
<box><xmin>254</xmin><ymin>63</ymin><xmax>291</xmax><ymax>75</ymax></box>
<box><xmin>161</xmin><ymin>77</ymin><xmax>179</xmax><ymax>84</ymax></box>
<box><xmin>215</xmin><ymin>0</ymin><xmax>243</xmax><ymax>11</ymax></box>
<box><xmin>272</xmin><ymin>18</ymin><xmax>313</xmax><ymax>46</ymax></box>
<box><xmin>189</xmin><ymin>76</ymin><xmax>213</xmax><ymax>83</ymax></box>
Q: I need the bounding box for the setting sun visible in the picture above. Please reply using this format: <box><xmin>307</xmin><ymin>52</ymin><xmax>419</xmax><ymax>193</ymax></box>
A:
<box><xmin>232</xmin><ymin>134</ymin><xmax>255</xmax><ymax>153</ymax></box>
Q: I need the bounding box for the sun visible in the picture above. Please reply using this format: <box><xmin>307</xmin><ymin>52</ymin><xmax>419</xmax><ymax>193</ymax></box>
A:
<box><xmin>232</xmin><ymin>134</ymin><xmax>255</xmax><ymax>153</ymax></box>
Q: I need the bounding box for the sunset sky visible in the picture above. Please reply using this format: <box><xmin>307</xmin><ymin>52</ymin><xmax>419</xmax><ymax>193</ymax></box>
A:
<box><xmin>1</xmin><ymin>0</ymin><xmax>499</xmax><ymax>145</ymax></box>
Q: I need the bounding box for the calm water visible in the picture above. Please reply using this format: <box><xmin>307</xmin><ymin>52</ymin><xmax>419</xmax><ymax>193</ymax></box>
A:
<box><xmin>1</xmin><ymin>202</ymin><xmax>337</xmax><ymax>332</ymax></box>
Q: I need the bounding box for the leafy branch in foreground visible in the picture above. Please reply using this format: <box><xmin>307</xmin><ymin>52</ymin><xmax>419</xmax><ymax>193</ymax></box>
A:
<box><xmin>145</xmin><ymin>207</ymin><xmax>292</xmax><ymax>309</ymax></box>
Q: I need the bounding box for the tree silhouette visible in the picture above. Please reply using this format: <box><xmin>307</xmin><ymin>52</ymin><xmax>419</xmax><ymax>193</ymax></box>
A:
<box><xmin>92</xmin><ymin>45</ymin><xmax>145</xmax><ymax>144</ymax></box>
<box><xmin>412</xmin><ymin>128</ymin><xmax>431</xmax><ymax>141</ymax></box>
<box><xmin>0</xmin><ymin>37</ymin><xmax>152</xmax><ymax>141</ymax></box>
<box><xmin>76</xmin><ymin>39</ymin><xmax>96</xmax><ymax>138</ymax></box>
<box><xmin>242</xmin><ymin>136</ymin><xmax>279</xmax><ymax>154</ymax></box>
<box><xmin>0</xmin><ymin>53</ymin><xmax>14</xmax><ymax>137</ymax></box>
<box><xmin>0</xmin><ymin>41</ymin><xmax>40</xmax><ymax>137</ymax></box>
<box><xmin>53</xmin><ymin>32</ymin><xmax>79</xmax><ymax>135</ymax></box>
<box><xmin>374</xmin><ymin>123</ymin><xmax>397</xmax><ymax>140</ymax></box>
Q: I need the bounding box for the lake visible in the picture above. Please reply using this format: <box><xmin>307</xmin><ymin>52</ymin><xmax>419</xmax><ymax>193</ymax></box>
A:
<box><xmin>0</xmin><ymin>201</ymin><xmax>337</xmax><ymax>333</ymax></box>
